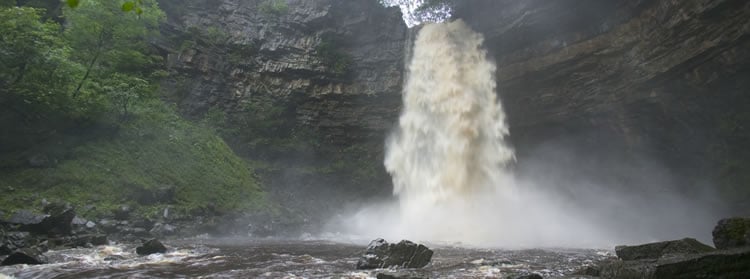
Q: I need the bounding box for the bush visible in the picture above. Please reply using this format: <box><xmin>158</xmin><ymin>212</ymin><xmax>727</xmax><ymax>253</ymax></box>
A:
<box><xmin>259</xmin><ymin>0</ymin><xmax>289</xmax><ymax>16</ymax></box>
<box><xmin>316</xmin><ymin>38</ymin><xmax>353</xmax><ymax>76</ymax></box>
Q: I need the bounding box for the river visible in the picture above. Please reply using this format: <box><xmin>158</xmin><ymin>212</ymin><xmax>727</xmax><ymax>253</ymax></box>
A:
<box><xmin>0</xmin><ymin>237</ymin><xmax>611</xmax><ymax>278</ymax></box>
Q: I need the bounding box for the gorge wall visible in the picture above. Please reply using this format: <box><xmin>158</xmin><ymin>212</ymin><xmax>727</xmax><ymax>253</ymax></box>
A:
<box><xmin>455</xmin><ymin>0</ymin><xmax>750</xmax><ymax>212</ymax></box>
<box><xmin>157</xmin><ymin>0</ymin><xmax>750</xmax><ymax>224</ymax></box>
<box><xmin>155</xmin><ymin>0</ymin><xmax>408</xmax><ymax>226</ymax></box>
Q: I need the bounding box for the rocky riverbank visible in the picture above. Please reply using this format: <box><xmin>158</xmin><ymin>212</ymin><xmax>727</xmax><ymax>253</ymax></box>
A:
<box><xmin>0</xmin><ymin>200</ymin><xmax>300</xmax><ymax>266</ymax></box>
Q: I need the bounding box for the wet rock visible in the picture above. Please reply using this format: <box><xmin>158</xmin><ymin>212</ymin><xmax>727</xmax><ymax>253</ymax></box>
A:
<box><xmin>356</xmin><ymin>238</ymin><xmax>433</xmax><ymax>269</ymax></box>
<box><xmin>376</xmin><ymin>272</ymin><xmax>424</xmax><ymax>279</ymax></box>
<box><xmin>103</xmin><ymin>255</ymin><xmax>126</xmax><ymax>261</ymax></box>
<box><xmin>41</xmin><ymin>203</ymin><xmax>76</xmax><ymax>236</ymax></box>
<box><xmin>113</xmin><ymin>205</ymin><xmax>132</xmax><ymax>220</ymax></box>
<box><xmin>98</xmin><ymin>219</ymin><xmax>118</xmax><ymax>234</ymax></box>
<box><xmin>516</xmin><ymin>274</ymin><xmax>543</xmax><ymax>279</ymax></box>
<box><xmin>653</xmin><ymin>247</ymin><xmax>750</xmax><ymax>278</ymax></box>
<box><xmin>85</xmin><ymin>221</ymin><xmax>96</xmax><ymax>229</ymax></box>
<box><xmin>7</xmin><ymin>210</ymin><xmax>47</xmax><ymax>226</ymax></box>
<box><xmin>150</xmin><ymin>223</ymin><xmax>177</xmax><ymax>237</ymax></box>
<box><xmin>71</xmin><ymin>216</ymin><xmax>87</xmax><ymax>226</ymax></box>
<box><xmin>1</xmin><ymin>248</ymin><xmax>47</xmax><ymax>265</ymax></box>
<box><xmin>615</xmin><ymin>238</ymin><xmax>714</xmax><ymax>260</ymax></box>
<box><xmin>136</xmin><ymin>239</ymin><xmax>167</xmax><ymax>255</ymax></box>
<box><xmin>132</xmin><ymin>218</ymin><xmax>155</xmax><ymax>231</ymax></box>
<box><xmin>66</xmin><ymin>234</ymin><xmax>108</xmax><ymax>248</ymax></box>
<box><xmin>0</xmin><ymin>232</ymin><xmax>35</xmax><ymax>255</ymax></box>
<box><xmin>713</xmin><ymin>217</ymin><xmax>750</xmax><ymax>250</ymax></box>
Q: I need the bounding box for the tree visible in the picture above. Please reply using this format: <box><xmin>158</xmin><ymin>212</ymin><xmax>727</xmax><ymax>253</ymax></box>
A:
<box><xmin>0</xmin><ymin>6</ymin><xmax>91</xmax><ymax>119</ymax></box>
<box><xmin>63</xmin><ymin>0</ymin><xmax>165</xmax><ymax>97</ymax></box>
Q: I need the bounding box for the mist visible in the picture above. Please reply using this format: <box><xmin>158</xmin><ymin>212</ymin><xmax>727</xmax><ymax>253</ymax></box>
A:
<box><xmin>323</xmin><ymin>19</ymin><xmax>727</xmax><ymax>249</ymax></box>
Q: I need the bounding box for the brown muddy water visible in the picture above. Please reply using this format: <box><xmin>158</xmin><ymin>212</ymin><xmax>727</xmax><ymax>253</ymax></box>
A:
<box><xmin>0</xmin><ymin>237</ymin><xmax>612</xmax><ymax>278</ymax></box>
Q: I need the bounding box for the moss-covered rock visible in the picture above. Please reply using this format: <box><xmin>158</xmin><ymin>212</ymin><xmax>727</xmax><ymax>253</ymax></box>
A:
<box><xmin>713</xmin><ymin>217</ymin><xmax>750</xmax><ymax>250</ymax></box>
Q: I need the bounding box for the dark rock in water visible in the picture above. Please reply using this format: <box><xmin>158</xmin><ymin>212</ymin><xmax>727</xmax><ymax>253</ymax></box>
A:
<box><xmin>653</xmin><ymin>247</ymin><xmax>750</xmax><ymax>278</ymax></box>
<box><xmin>713</xmin><ymin>217</ymin><xmax>750</xmax><ymax>250</ymax></box>
<box><xmin>113</xmin><ymin>205</ymin><xmax>132</xmax><ymax>220</ymax></box>
<box><xmin>7</xmin><ymin>210</ymin><xmax>48</xmax><ymax>226</ymax></box>
<box><xmin>136</xmin><ymin>239</ymin><xmax>167</xmax><ymax>255</ymax></box>
<box><xmin>356</xmin><ymin>238</ymin><xmax>433</xmax><ymax>269</ymax></box>
<box><xmin>376</xmin><ymin>272</ymin><xmax>424</xmax><ymax>279</ymax></box>
<box><xmin>516</xmin><ymin>274</ymin><xmax>543</xmax><ymax>279</ymax></box>
<box><xmin>615</xmin><ymin>238</ymin><xmax>714</xmax><ymax>260</ymax></box>
<box><xmin>103</xmin><ymin>255</ymin><xmax>126</xmax><ymax>261</ymax></box>
<box><xmin>1</xmin><ymin>248</ymin><xmax>47</xmax><ymax>265</ymax></box>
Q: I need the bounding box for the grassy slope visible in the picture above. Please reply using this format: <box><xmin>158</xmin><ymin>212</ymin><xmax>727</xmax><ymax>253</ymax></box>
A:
<box><xmin>0</xmin><ymin>101</ymin><xmax>267</xmax><ymax>219</ymax></box>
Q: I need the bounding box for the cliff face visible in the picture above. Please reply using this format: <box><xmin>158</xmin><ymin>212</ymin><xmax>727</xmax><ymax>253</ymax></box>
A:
<box><xmin>456</xmin><ymin>0</ymin><xmax>750</xmax><ymax>209</ymax></box>
<box><xmin>158</xmin><ymin>0</ymin><xmax>406</xmax><ymax>145</ymax></box>
<box><xmin>157</xmin><ymin>0</ymin><xmax>750</xmax><ymax>216</ymax></box>
<box><xmin>156</xmin><ymin>0</ymin><xmax>408</xmax><ymax>225</ymax></box>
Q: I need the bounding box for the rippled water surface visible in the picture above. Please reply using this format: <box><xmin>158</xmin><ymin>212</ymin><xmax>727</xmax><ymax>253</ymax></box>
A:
<box><xmin>0</xmin><ymin>238</ymin><xmax>612</xmax><ymax>278</ymax></box>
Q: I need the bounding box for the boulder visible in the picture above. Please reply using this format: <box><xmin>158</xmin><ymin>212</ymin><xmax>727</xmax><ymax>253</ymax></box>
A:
<box><xmin>1</xmin><ymin>248</ymin><xmax>47</xmax><ymax>266</ymax></box>
<box><xmin>136</xmin><ymin>239</ymin><xmax>167</xmax><ymax>255</ymax></box>
<box><xmin>7</xmin><ymin>210</ymin><xmax>47</xmax><ymax>226</ymax></box>
<box><xmin>38</xmin><ymin>202</ymin><xmax>76</xmax><ymax>236</ymax></box>
<box><xmin>356</xmin><ymin>239</ymin><xmax>433</xmax><ymax>269</ymax></box>
<box><xmin>113</xmin><ymin>205</ymin><xmax>132</xmax><ymax>220</ymax></box>
<box><xmin>653</xmin><ymin>247</ymin><xmax>750</xmax><ymax>278</ymax></box>
<box><xmin>713</xmin><ymin>217</ymin><xmax>750</xmax><ymax>250</ymax></box>
<box><xmin>615</xmin><ymin>238</ymin><xmax>714</xmax><ymax>260</ymax></box>
<box><xmin>149</xmin><ymin>223</ymin><xmax>177</xmax><ymax>237</ymax></box>
<box><xmin>0</xmin><ymin>232</ymin><xmax>35</xmax><ymax>255</ymax></box>
<box><xmin>516</xmin><ymin>274</ymin><xmax>543</xmax><ymax>279</ymax></box>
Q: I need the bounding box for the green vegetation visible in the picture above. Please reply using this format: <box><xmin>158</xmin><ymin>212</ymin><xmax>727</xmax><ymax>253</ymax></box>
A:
<box><xmin>316</xmin><ymin>38</ymin><xmax>353</xmax><ymax>76</ymax></box>
<box><xmin>0</xmin><ymin>1</ymin><xmax>268</xmax><ymax>217</ymax></box>
<box><xmin>259</xmin><ymin>0</ymin><xmax>289</xmax><ymax>16</ymax></box>
<box><xmin>0</xmin><ymin>101</ymin><xmax>266</xmax><ymax>218</ymax></box>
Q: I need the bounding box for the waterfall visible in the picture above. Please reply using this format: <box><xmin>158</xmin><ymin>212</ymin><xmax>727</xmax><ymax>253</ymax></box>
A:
<box><xmin>383</xmin><ymin>20</ymin><xmax>516</xmax><ymax>242</ymax></box>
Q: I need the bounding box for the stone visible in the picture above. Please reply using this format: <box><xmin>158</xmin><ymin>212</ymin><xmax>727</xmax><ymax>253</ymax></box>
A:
<box><xmin>7</xmin><ymin>210</ymin><xmax>47</xmax><ymax>226</ymax></box>
<box><xmin>376</xmin><ymin>272</ymin><xmax>424</xmax><ymax>279</ymax></box>
<box><xmin>0</xmin><ymin>232</ymin><xmax>34</xmax><ymax>256</ymax></box>
<box><xmin>713</xmin><ymin>217</ymin><xmax>750</xmax><ymax>250</ymax></box>
<box><xmin>615</xmin><ymin>238</ymin><xmax>715</xmax><ymax>260</ymax></box>
<box><xmin>136</xmin><ymin>239</ymin><xmax>167</xmax><ymax>255</ymax></box>
<box><xmin>1</xmin><ymin>248</ymin><xmax>47</xmax><ymax>266</ymax></box>
<box><xmin>149</xmin><ymin>223</ymin><xmax>177</xmax><ymax>237</ymax></box>
<box><xmin>113</xmin><ymin>205</ymin><xmax>132</xmax><ymax>220</ymax></box>
<box><xmin>356</xmin><ymin>238</ymin><xmax>433</xmax><ymax>269</ymax></box>
<box><xmin>653</xmin><ymin>247</ymin><xmax>750</xmax><ymax>278</ymax></box>
<box><xmin>516</xmin><ymin>274</ymin><xmax>543</xmax><ymax>279</ymax></box>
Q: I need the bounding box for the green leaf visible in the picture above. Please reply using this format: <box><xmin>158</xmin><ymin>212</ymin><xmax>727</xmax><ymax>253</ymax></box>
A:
<box><xmin>136</xmin><ymin>7</ymin><xmax>143</xmax><ymax>15</ymax></box>
<box><xmin>122</xmin><ymin>2</ymin><xmax>135</xmax><ymax>12</ymax></box>
<box><xmin>67</xmin><ymin>0</ymin><xmax>80</xmax><ymax>8</ymax></box>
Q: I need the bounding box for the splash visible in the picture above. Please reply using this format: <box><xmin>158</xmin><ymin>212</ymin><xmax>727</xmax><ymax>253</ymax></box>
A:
<box><xmin>330</xmin><ymin>20</ymin><xmax>723</xmax><ymax>248</ymax></box>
